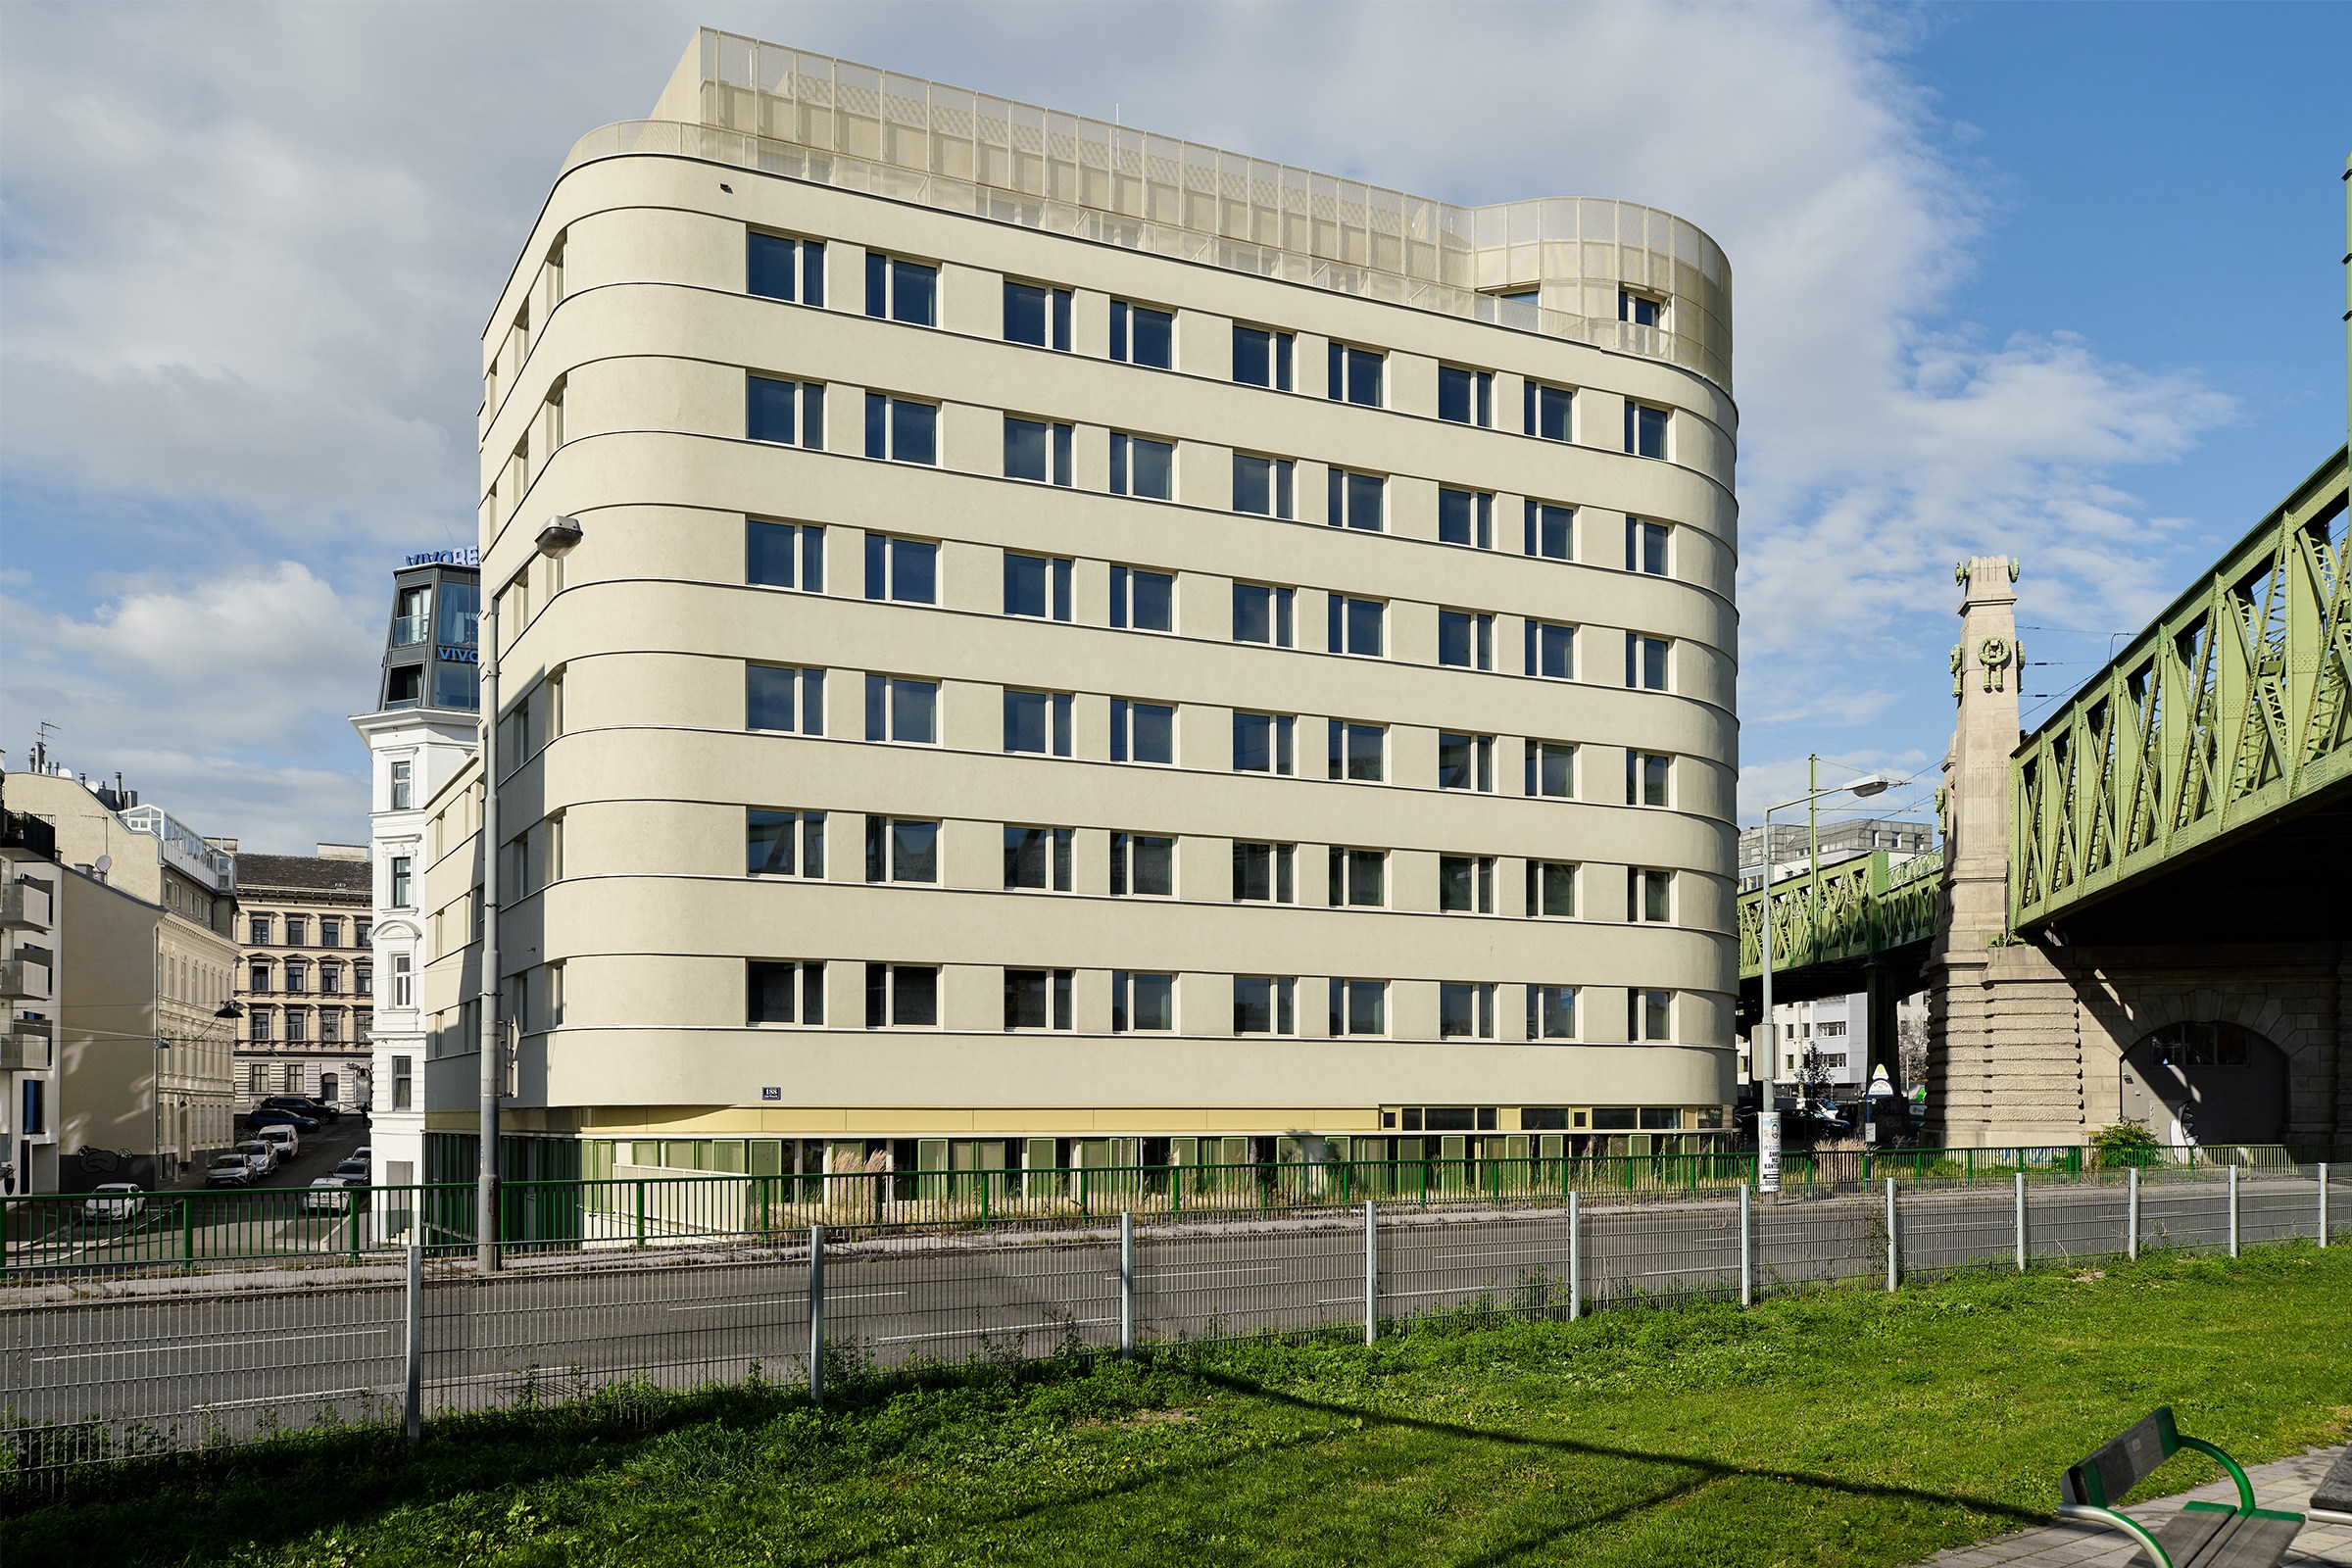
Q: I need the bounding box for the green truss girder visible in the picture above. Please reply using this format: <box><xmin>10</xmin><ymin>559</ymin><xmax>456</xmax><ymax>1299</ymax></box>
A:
<box><xmin>1738</xmin><ymin>849</ymin><xmax>1942</xmax><ymax>980</ymax></box>
<box><xmin>2011</xmin><ymin>447</ymin><xmax>2352</xmax><ymax>929</ymax></box>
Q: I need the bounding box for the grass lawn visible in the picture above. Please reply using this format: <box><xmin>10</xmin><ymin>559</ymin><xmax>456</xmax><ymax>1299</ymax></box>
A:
<box><xmin>11</xmin><ymin>1245</ymin><xmax>2350</xmax><ymax>1567</ymax></box>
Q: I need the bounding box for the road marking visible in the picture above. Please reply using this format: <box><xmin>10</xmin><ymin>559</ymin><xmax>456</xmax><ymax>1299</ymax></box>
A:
<box><xmin>879</xmin><ymin>1316</ymin><xmax>1116</xmax><ymax>1345</ymax></box>
<box><xmin>1141</xmin><ymin>1264</ymin><xmax>1280</xmax><ymax>1281</ymax></box>
<box><xmin>666</xmin><ymin>1290</ymin><xmax>906</xmax><ymax>1312</ymax></box>
<box><xmin>33</xmin><ymin>1329</ymin><xmax>390</xmax><ymax>1364</ymax></box>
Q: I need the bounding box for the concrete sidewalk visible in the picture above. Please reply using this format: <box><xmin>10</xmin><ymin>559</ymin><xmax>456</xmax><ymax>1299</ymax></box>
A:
<box><xmin>1912</xmin><ymin>1446</ymin><xmax>2352</xmax><ymax>1566</ymax></box>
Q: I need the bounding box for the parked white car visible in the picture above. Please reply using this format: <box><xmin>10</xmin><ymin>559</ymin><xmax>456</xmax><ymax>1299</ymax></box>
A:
<box><xmin>234</xmin><ymin>1140</ymin><xmax>278</xmax><ymax>1178</ymax></box>
<box><xmin>256</xmin><ymin>1124</ymin><xmax>300</xmax><ymax>1159</ymax></box>
<box><xmin>83</xmin><ymin>1183</ymin><xmax>146</xmax><ymax>1223</ymax></box>
<box><xmin>302</xmin><ymin>1177</ymin><xmax>353</xmax><ymax>1213</ymax></box>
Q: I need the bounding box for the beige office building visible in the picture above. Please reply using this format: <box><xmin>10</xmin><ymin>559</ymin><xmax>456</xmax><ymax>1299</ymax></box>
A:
<box><xmin>420</xmin><ymin>30</ymin><xmax>1740</xmax><ymax>1185</ymax></box>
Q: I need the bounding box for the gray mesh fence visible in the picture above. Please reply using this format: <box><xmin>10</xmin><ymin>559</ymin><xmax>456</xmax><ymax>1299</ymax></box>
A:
<box><xmin>9</xmin><ymin>1167</ymin><xmax>2346</xmax><ymax>1491</ymax></box>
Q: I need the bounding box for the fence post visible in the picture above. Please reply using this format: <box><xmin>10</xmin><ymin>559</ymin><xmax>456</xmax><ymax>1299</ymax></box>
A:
<box><xmin>1568</xmin><ymin>1189</ymin><xmax>1582</xmax><ymax>1321</ymax></box>
<box><xmin>808</xmin><ymin>1223</ymin><xmax>825</xmax><ymax>1407</ymax></box>
<box><xmin>1885</xmin><ymin>1177</ymin><xmax>1898</xmax><ymax>1292</ymax></box>
<box><xmin>1119</xmin><ymin>1210</ymin><xmax>1136</xmax><ymax>1361</ymax></box>
<box><xmin>2127</xmin><ymin>1166</ymin><xmax>2140</xmax><ymax>1261</ymax></box>
<box><xmin>634</xmin><ymin>1180</ymin><xmax>646</xmax><ymax>1248</ymax></box>
<box><xmin>180</xmin><ymin>1196</ymin><xmax>194</xmax><ymax>1264</ymax></box>
<box><xmin>1739</xmin><ymin>1182</ymin><xmax>1752</xmax><ymax>1307</ymax></box>
<box><xmin>2228</xmin><ymin>1164</ymin><xmax>2239</xmax><ymax>1258</ymax></box>
<box><xmin>2015</xmin><ymin>1171</ymin><xmax>2028</xmax><ymax>1273</ymax></box>
<box><xmin>1361</xmin><ymin>1200</ymin><xmax>1377</xmax><ymax>1346</ymax></box>
<box><xmin>404</xmin><ymin>1243</ymin><xmax>423</xmax><ymax>1447</ymax></box>
<box><xmin>2321</xmin><ymin>1164</ymin><xmax>2330</xmax><ymax>1249</ymax></box>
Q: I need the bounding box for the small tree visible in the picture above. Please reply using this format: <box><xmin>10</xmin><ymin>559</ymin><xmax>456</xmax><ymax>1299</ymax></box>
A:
<box><xmin>2089</xmin><ymin>1117</ymin><xmax>2163</xmax><ymax>1169</ymax></box>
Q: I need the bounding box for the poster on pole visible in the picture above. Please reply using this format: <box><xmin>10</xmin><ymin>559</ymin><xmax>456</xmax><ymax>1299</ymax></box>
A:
<box><xmin>1757</xmin><ymin>1110</ymin><xmax>1782</xmax><ymax>1194</ymax></box>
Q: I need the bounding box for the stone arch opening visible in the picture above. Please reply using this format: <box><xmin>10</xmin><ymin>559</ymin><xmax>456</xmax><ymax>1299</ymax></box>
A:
<box><xmin>2119</xmin><ymin>1020</ymin><xmax>2288</xmax><ymax>1147</ymax></box>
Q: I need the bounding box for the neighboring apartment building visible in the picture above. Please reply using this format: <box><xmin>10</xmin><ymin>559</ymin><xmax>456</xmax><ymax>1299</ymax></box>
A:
<box><xmin>349</xmin><ymin>551</ymin><xmax>484</xmax><ymax>1192</ymax></box>
<box><xmin>420</xmin><ymin>31</ymin><xmax>1741</xmax><ymax>1190</ymax></box>
<box><xmin>2</xmin><ymin>767</ymin><xmax>238</xmax><ymax>1188</ymax></box>
<box><xmin>1736</xmin><ymin>817</ymin><xmax>1936</xmax><ymax>893</ymax></box>
<box><xmin>2</xmin><ymin>803</ymin><xmax>61</xmax><ymax>1195</ymax></box>
<box><xmin>232</xmin><ymin>847</ymin><xmax>376</xmax><ymax>1112</ymax></box>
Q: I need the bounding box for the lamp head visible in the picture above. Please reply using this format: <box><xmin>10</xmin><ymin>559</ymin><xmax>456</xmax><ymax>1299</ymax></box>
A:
<box><xmin>215</xmin><ymin>1002</ymin><xmax>244</xmax><ymax>1019</ymax></box>
<box><xmin>534</xmin><ymin>515</ymin><xmax>584</xmax><ymax>560</ymax></box>
<box><xmin>1847</xmin><ymin>774</ymin><xmax>1892</xmax><ymax>799</ymax></box>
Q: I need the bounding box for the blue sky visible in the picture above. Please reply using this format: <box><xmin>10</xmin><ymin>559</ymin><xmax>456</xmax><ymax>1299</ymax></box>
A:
<box><xmin>1</xmin><ymin>1</ymin><xmax>2344</xmax><ymax>852</ymax></box>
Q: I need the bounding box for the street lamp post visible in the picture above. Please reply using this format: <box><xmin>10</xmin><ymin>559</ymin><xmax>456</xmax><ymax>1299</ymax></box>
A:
<box><xmin>1756</xmin><ymin>772</ymin><xmax>1896</xmax><ymax>1193</ymax></box>
<box><xmin>478</xmin><ymin>515</ymin><xmax>584</xmax><ymax>1274</ymax></box>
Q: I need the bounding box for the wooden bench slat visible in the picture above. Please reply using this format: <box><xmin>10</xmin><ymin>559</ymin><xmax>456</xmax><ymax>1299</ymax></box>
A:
<box><xmin>2179</xmin><ymin>1509</ymin><xmax>2303</xmax><ymax>1568</ymax></box>
<box><xmin>2068</xmin><ymin>1407</ymin><xmax>2181</xmax><ymax>1506</ymax></box>
<box><xmin>2151</xmin><ymin>1501</ymin><xmax>2231</xmax><ymax>1565</ymax></box>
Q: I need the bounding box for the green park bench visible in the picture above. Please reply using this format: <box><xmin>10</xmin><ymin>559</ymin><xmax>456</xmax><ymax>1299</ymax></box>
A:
<box><xmin>2309</xmin><ymin>1445</ymin><xmax>2352</xmax><ymax>1526</ymax></box>
<box><xmin>2057</xmin><ymin>1406</ymin><xmax>2304</xmax><ymax>1567</ymax></box>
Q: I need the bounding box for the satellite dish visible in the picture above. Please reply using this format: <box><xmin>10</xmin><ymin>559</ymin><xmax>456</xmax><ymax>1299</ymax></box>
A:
<box><xmin>95</xmin><ymin>855</ymin><xmax>113</xmax><ymax>873</ymax></box>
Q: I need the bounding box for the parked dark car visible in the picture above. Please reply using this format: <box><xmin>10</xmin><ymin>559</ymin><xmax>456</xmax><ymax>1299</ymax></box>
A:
<box><xmin>244</xmin><ymin>1107</ymin><xmax>320</xmax><ymax>1133</ymax></box>
<box><xmin>260</xmin><ymin>1095</ymin><xmax>340</xmax><ymax>1123</ymax></box>
<box><xmin>331</xmin><ymin>1159</ymin><xmax>369</xmax><ymax>1183</ymax></box>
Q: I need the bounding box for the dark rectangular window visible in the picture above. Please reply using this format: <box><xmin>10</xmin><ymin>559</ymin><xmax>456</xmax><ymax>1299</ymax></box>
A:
<box><xmin>747</xmin><ymin>664</ymin><xmax>823</xmax><ymax>734</ymax></box>
<box><xmin>1438</xmin><ymin>366</ymin><xmax>1493</xmax><ymax>426</ymax></box>
<box><xmin>1528</xmin><ymin>985</ymin><xmax>1576</xmax><ymax>1040</ymax></box>
<box><xmin>1004</xmin><ymin>281</ymin><xmax>1072</xmax><ymax>350</ymax></box>
<box><xmin>1231</xmin><ymin>841</ymin><xmax>1296</xmax><ymax>904</ymax></box>
<box><xmin>1524</xmin><ymin>501</ymin><xmax>1573</xmax><ymax>561</ymax></box>
<box><xmin>1620</xmin><ymin>291</ymin><xmax>1663</xmax><ymax>328</ymax></box>
<box><xmin>864</xmin><ymin>675</ymin><xmax>938</xmax><ymax>744</ymax></box>
<box><xmin>1004</xmin><ymin>554</ymin><xmax>1073</xmax><ymax>621</ymax></box>
<box><xmin>1234</xmin><ymin>975</ymin><xmax>1296</xmax><ymax>1035</ymax></box>
<box><xmin>1232</xmin><ymin>583</ymin><xmax>1294</xmax><ymax>647</ymax></box>
<box><xmin>389</xmin><ymin>857</ymin><xmax>412</xmax><ymax>906</ymax></box>
<box><xmin>1327</xmin><ymin>342</ymin><xmax>1384</xmax><ymax>406</ymax></box>
<box><xmin>1438</xmin><ymin>611</ymin><xmax>1493</xmax><ymax>670</ymax></box>
<box><xmin>1109</xmin><ymin>832</ymin><xmax>1173</xmax><ymax>897</ymax></box>
<box><xmin>1440</xmin><ymin>982</ymin><xmax>1494</xmax><ymax>1039</ymax></box>
<box><xmin>1328</xmin><ymin>978</ymin><xmax>1386</xmax><ymax>1035</ymax></box>
<box><xmin>1003</xmin><ymin>689</ymin><xmax>1073</xmax><ymax>757</ymax></box>
<box><xmin>1628</xmin><ymin>518</ymin><xmax>1670</xmax><ymax>575</ymax></box>
<box><xmin>1329</xmin><ymin>847</ymin><xmax>1385</xmax><ymax>907</ymax></box>
<box><xmin>1525</xmin><ymin>741</ymin><xmax>1575</xmax><ymax>799</ymax></box>
<box><xmin>1528</xmin><ymin>860</ymin><xmax>1577</xmax><ymax>917</ymax></box>
<box><xmin>866</xmin><ymin>255</ymin><xmax>936</xmax><ymax>325</ymax></box>
<box><xmin>1109</xmin><ymin>433</ymin><xmax>1174</xmax><ymax>500</ymax></box>
<box><xmin>864</xmin><ymin>393</ymin><xmax>936</xmax><ymax>464</ymax></box>
<box><xmin>1004</xmin><ymin>826</ymin><xmax>1075</xmax><ymax>892</ymax></box>
<box><xmin>1630</xmin><ymin>989</ymin><xmax>1673</xmax><ymax>1042</ymax></box>
<box><xmin>1232</xmin><ymin>711</ymin><xmax>1295</xmax><ymax>776</ymax></box>
<box><xmin>1112</xmin><ymin>565</ymin><xmax>1173</xmax><ymax>633</ymax></box>
<box><xmin>1327</xmin><ymin>595</ymin><xmax>1385</xmax><ymax>658</ymax></box>
<box><xmin>749</xmin><ymin>959</ymin><xmax>824</xmax><ymax>1025</ymax></box>
<box><xmin>1233</xmin><ymin>325</ymin><xmax>1294</xmax><ymax>390</ymax></box>
<box><xmin>1627</xmin><ymin>753</ymin><xmax>1670</xmax><ymax>807</ymax></box>
<box><xmin>1437</xmin><ymin>733</ymin><xmax>1494</xmax><ymax>793</ymax></box>
<box><xmin>1110</xmin><ymin>971</ymin><xmax>1174</xmax><ymax>1033</ymax></box>
<box><xmin>864</xmin><ymin>535</ymin><xmax>938</xmax><ymax>605</ymax></box>
<box><xmin>1627</xmin><ymin>634</ymin><xmax>1670</xmax><ymax>691</ymax></box>
<box><xmin>1439</xmin><ymin>488</ymin><xmax>1493</xmax><ymax>549</ymax></box>
<box><xmin>748</xmin><ymin>376</ymin><xmax>823</xmax><ymax>448</ymax></box>
<box><xmin>1629</xmin><ymin>868</ymin><xmax>1673</xmax><ymax>924</ymax></box>
<box><xmin>1327</xmin><ymin>720</ymin><xmax>1384</xmax><ymax>782</ymax></box>
<box><xmin>1526</xmin><ymin>621</ymin><xmax>1575</xmax><ymax>679</ymax></box>
<box><xmin>748</xmin><ymin>233</ymin><xmax>824</xmax><ymax>305</ymax></box>
<box><xmin>863</xmin><ymin>816</ymin><xmax>940</xmax><ymax>885</ymax></box>
<box><xmin>748</xmin><ymin>808</ymin><xmax>825</xmax><ymax>878</ymax></box>
<box><xmin>748</xmin><ymin>520</ymin><xmax>824</xmax><ymax>591</ymax></box>
<box><xmin>1525</xmin><ymin>382</ymin><xmax>1572</xmax><ymax>441</ymax></box>
<box><xmin>864</xmin><ymin>963</ymin><xmax>938</xmax><ymax>1027</ymax></box>
<box><xmin>1004</xmin><ymin>967</ymin><xmax>1075</xmax><ymax>1030</ymax></box>
<box><xmin>1626</xmin><ymin>402</ymin><xmax>1668</xmax><ymax>459</ymax></box>
<box><xmin>1109</xmin><ymin>699</ymin><xmax>1174</xmax><ymax>764</ymax></box>
<box><xmin>1110</xmin><ymin>301</ymin><xmax>1173</xmax><ymax>368</ymax></box>
<box><xmin>1327</xmin><ymin>468</ymin><xmax>1385</xmax><ymax>530</ymax></box>
<box><xmin>1004</xmin><ymin>416</ymin><xmax>1075</xmax><ymax>485</ymax></box>
<box><xmin>1232</xmin><ymin>453</ymin><xmax>1296</xmax><ymax>518</ymax></box>
<box><xmin>1440</xmin><ymin>856</ymin><xmax>1494</xmax><ymax>915</ymax></box>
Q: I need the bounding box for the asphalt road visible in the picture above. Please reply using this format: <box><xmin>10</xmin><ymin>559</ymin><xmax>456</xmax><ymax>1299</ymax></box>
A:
<box><xmin>4</xmin><ymin>1173</ymin><xmax>2338</xmax><ymax>1455</ymax></box>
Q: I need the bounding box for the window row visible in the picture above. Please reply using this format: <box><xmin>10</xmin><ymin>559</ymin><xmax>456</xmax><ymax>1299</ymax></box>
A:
<box><xmin>745</xmin><ymin>959</ymin><xmax>1682</xmax><ymax>1043</ymax></box>
<box><xmin>243</xmin><ymin>958</ymin><xmax>373</xmax><ymax>997</ymax></box>
<box><xmin>243</xmin><ymin>1007</ymin><xmax>371</xmax><ymax>1045</ymax></box>
<box><xmin>243</xmin><ymin>914</ymin><xmax>369</xmax><ymax>948</ymax></box>
<box><xmin>748</xmin><ymin>234</ymin><xmax>1679</xmax><ymax>459</ymax></box>
<box><xmin>745</xmin><ymin>810</ymin><xmax>1686</xmax><ymax>919</ymax></box>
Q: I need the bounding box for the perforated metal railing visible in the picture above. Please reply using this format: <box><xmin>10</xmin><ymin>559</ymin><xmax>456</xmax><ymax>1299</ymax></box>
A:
<box><xmin>7</xmin><ymin>1166</ymin><xmax>2346</xmax><ymax>1489</ymax></box>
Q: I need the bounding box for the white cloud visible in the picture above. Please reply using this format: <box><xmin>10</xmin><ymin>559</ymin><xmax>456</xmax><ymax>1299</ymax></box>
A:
<box><xmin>0</xmin><ymin>3</ymin><xmax>2248</xmax><ymax>832</ymax></box>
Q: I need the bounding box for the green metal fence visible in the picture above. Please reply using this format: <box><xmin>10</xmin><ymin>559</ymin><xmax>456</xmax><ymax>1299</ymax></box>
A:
<box><xmin>0</xmin><ymin>1145</ymin><xmax>2303</xmax><ymax>1276</ymax></box>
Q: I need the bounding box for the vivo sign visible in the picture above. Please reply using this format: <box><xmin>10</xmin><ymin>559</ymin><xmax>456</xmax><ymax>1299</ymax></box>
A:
<box><xmin>404</xmin><ymin>548</ymin><xmax>480</xmax><ymax>568</ymax></box>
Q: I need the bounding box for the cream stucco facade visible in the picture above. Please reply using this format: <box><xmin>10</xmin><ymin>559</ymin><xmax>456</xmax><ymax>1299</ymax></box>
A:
<box><xmin>420</xmin><ymin>32</ymin><xmax>1741</xmax><ymax>1180</ymax></box>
